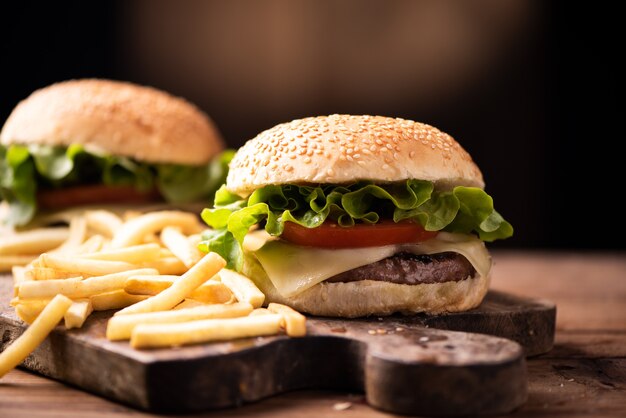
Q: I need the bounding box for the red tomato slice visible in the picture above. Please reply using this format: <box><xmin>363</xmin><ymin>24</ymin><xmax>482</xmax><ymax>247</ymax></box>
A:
<box><xmin>281</xmin><ymin>220</ymin><xmax>438</xmax><ymax>248</ymax></box>
<box><xmin>37</xmin><ymin>185</ymin><xmax>161</xmax><ymax>209</ymax></box>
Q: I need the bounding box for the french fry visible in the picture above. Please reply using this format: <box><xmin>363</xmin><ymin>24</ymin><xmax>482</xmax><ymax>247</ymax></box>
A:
<box><xmin>130</xmin><ymin>314</ymin><xmax>283</xmax><ymax>348</ymax></box>
<box><xmin>267</xmin><ymin>303</ymin><xmax>307</xmax><ymax>337</ymax></box>
<box><xmin>124</xmin><ymin>275</ymin><xmax>233</xmax><ymax>304</ymax></box>
<box><xmin>106</xmin><ymin>302</ymin><xmax>253</xmax><ymax>340</ymax></box>
<box><xmin>122</xmin><ymin>210</ymin><xmax>143</xmax><ymax>221</ymax></box>
<box><xmin>84</xmin><ymin>210</ymin><xmax>123</xmax><ymax>237</ymax></box>
<box><xmin>18</xmin><ymin>269</ymin><xmax>157</xmax><ymax>299</ymax></box>
<box><xmin>12</xmin><ymin>266</ymin><xmax>29</xmax><ymax>296</ymax></box>
<box><xmin>79</xmin><ymin>243</ymin><xmax>161</xmax><ymax>264</ymax></box>
<box><xmin>159</xmin><ymin>248</ymin><xmax>175</xmax><ymax>258</ymax></box>
<box><xmin>64</xmin><ymin>299</ymin><xmax>93</xmax><ymax>329</ymax></box>
<box><xmin>15</xmin><ymin>299</ymin><xmax>52</xmax><ymax>324</ymax></box>
<box><xmin>0</xmin><ymin>294</ymin><xmax>72</xmax><ymax>378</ymax></box>
<box><xmin>0</xmin><ymin>255</ymin><xmax>38</xmax><ymax>272</ymax></box>
<box><xmin>115</xmin><ymin>252</ymin><xmax>226</xmax><ymax>315</ymax></box>
<box><xmin>160</xmin><ymin>226</ymin><xmax>203</xmax><ymax>268</ymax></box>
<box><xmin>110</xmin><ymin>211</ymin><xmax>203</xmax><ymax>248</ymax></box>
<box><xmin>74</xmin><ymin>235</ymin><xmax>106</xmax><ymax>254</ymax></box>
<box><xmin>187</xmin><ymin>234</ymin><xmax>202</xmax><ymax>246</ymax></box>
<box><xmin>51</xmin><ymin>216</ymin><xmax>87</xmax><ymax>254</ymax></box>
<box><xmin>0</xmin><ymin>228</ymin><xmax>69</xmax><ymax>255</ymax></box>
<box><xmin>242</xmin><ymin>229</ymin><xmax>276</xmax><ymax>252</ymax></box>
<box><xmin>90</xmin><ymin>290</ymin><xmax>149</xmax><ymax>311</ymax></box>
<box><xmin>249</xmin><ymin>308</ymin><xmax>273</xmax><ymax>316</ymax></box>
<box><xmin>123</xmin><ymin>275</ymin><xmax>180</xmax><ymax>294</ymax></box>
<box><xmin>219</xmin><ymin>269</ymin><xmax>265</xmax><ymax>308</ymax></box>
<box><xmin>173</xmin><ymin>299</ymin><xmax>207</xmax><ymax>310</ymax></box>
<box><xmin>39</xmin><ymin>253</ymin><xmax>139</xmax><ymax>276</ymax></box>
<box><xmin>29</xmin><ymin>267</ymin><xmax>81</xmax><ymax>281</ymax></box>
<box><xmin>142</xmin><ymin>233</ymin><xmax>161</xmax><ymax>245</ymax></box>
<box><xmin>142</xmin><ymin>256</ymin><xmax>188</xmax><ymax>275</ymax></box>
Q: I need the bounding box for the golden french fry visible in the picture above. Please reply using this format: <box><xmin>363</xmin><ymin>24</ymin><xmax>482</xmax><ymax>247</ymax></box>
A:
<box><xmin>249</xmin><ymin>308</ymin><xmax>273</xmax><ymax>316</ymax></box>
<box><xmin>0</xmin><ymin>255</ymin><xmax>38</xmax><ymax>272</ymax></box>
<box><xmin>79</xmin><ymin>243</ymin><xmax>161</xmax><ymax>264</ymax></box>
<box><xmin>84</xmin><ymin>210</ymin><xmax>123</xmax><ymax>237</ymax></box>
<box><xmin>187</xmin><ymin>234</ymin><xmax>202</xmax><ymax>246</ymax></box>
<box><xmin>142</xmin><ymin>233</ymin><xmax>161</xmax><ymax>245</ymax></box>
<box><xmin>0</xmin><ymin>294</ymin><xmax>72</xmax><ymax>378</ymax></box>
<box><xmin>219</xmin><ymin>269</ymin><xmax>265</xmax><ymax>308</ymax></box>
<box><xmin>159</xmin><ymin>248</ymin><xmax>175</xmax><ymax>258</ymax></box>
<box><xmin>173</xmin><ymin>299</ymin><xmax>206</xmax><ymax>310</ymax></box>
<box><xmin>130</xmin><ymin>314</ymin><xmax>283</xmax><ymax>348</ymax></box>
<box><xmin>74</xmin><ymin>235</ymin><xmax>105</xmax><ymax>254</ymax></box>
<box><xmin>115</xmin><ymin>252</ymin><xmax>226</xmax><ymax>316</ymax></box>
<box><xmin>18</xmin><ymin>269</ymin><xmax>157</xmax><ymax>299</ymax></box>
<box><xmin>12</xmin><ymin>266</ymin><xmax>29</xmax><ymax>296</ymax></box>
<box><xmin>90</xmin><ymin>290</ymin><xmax>149</xmax><ymax>311</ymax></box>
<box><xmin>142</xmin><ymin>256</ymin><xmax>188</xmax><ymax>275</ymax></box>
<box><xmin>122</xmin><ymin>210</ymin><xmax>143</xmax><ymax>221</ymax></box>
<box><xmin>29</xmin><ymin>267</ymin><xmax>81</xmax><ymax>281</ymax></box>
<box><xmin>124</xmin><ymin>275</ymin><xmax>233</xmax><ymax>304</ymax></box>
<box><xmin>15</xmin><ymin>299</ymin><xmax>52</xmax><ymax>324</ymax></box>
<box><xmin>12</xmin><ymin>266</ymin><xmax>28</xmax><ymax>281</ymax></box>
<box><xmin>51</xmin><ymin>216</ymin><xmax>87</xmax><ymax>254</ymax></box>
<box><xmin>0</xmin><ymin>228</ymin><xmax>69</xmax><ymax>255</ymax></box>
<box><xmin>64</xmin><ymin>299</ymin><xmax>93</xmax><ymax>329</ymax></box>
<box><xmin>267</xmin><ymin>303</ymin><xmax>307</xmax><ymax>337</ymax></box>
<box><xmin>161</xmin><ymin>226</ymin><xmax>203</xmax><ymax>268</ymax></box>
<box><xmin>188</xmin><ymin>282</ymin><xmax>234</xmax><ymax>304</ymax></box>
<box><xmin>39</xmin><ymin>253</ymin><xmax>139</xmax><ymax>275</ymax></box>
<box><xmin>242</xmin><ymin>229</ymin><xmax>276</xmax><ymax>252</ymax></box>
<box><xmin>107</xmin><ymin>302</ymin><xmax>253</xmax><ymax>341</ymax></box>
<box><xmin>110</xmin><ymin>211</ymin><xmax>202</xmax><ymax>248</ymax></box>
<box><xmin>123</xmin><ymin>275</ymin><xmax>180</xmax><ymax>294</ymax></box>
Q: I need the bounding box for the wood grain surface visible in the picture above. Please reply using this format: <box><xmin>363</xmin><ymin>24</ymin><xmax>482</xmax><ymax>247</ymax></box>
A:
<box><xmin>1</xmin><ymin>250</ymin><xmax>625</xmax><ymax>418</ymax></box>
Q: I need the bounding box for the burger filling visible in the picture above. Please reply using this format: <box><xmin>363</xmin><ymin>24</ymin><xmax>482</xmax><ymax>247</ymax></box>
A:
<box><xmin>0</xmin><ymin>144</ymin><xmax>233</xmax><ymax>226</ymax></box>
<box><xmin>326</xmin><ymin>252</ymin><xmax>475</xmax><ymax>285</ymax></box>
<box><xmin>199</xmin><ymin>180</ymin><xmax>512</xmax><ymax>297</ymax></box>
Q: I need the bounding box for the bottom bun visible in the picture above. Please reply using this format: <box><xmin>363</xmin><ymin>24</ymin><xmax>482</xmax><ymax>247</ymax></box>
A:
<box><xmin>243</xmin><ymin>253</ymin><xmax>490</xmax><ymax>318</ymax></box>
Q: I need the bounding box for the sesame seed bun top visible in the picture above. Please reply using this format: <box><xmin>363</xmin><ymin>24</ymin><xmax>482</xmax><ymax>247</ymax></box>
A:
<box><xmin>226</xmin><ymin>115</ymin><xmax>484</xmax><ymax>196</ymax></box>
<box><xmin>0</xmin><ymin>79</ymin><xmax>224</xmax><ymax>165</ymax></box>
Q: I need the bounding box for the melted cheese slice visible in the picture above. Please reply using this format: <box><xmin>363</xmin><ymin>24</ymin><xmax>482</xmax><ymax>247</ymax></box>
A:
<box><xmin>252</xmin><ymin>232</ymin><xmax>492</xmax><ymax>298</ymax></box>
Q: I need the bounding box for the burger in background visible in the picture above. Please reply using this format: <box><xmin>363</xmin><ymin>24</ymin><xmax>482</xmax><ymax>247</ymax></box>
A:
<box><xmin>0</xmin><ymin>79</ymin><xmax>231</xmax><ymax>227</ymax></box>
<box><xmin>201</xmin><ymin>115</ymin><xmax>513</xmax><ymax>317</ymax></box>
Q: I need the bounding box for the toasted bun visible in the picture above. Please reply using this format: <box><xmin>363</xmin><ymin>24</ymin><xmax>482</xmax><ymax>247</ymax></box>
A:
<box><xmin>227</xmin><ymin>115</ymin><xmax>483</xmax><ymax>196</ymax></box>
<box><xmin>0</xmin><ymin>79</ymin><xmax>224</xmax><ymax>165</ymax></box>
<box><xmin>242</xmin><ymin>253</ymin><xmax>489</xmax><ymax>317</ymax></box>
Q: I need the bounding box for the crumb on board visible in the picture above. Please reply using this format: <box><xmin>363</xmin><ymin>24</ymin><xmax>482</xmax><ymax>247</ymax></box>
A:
<box><xmin>333</xmin><ymin>401</ymin><xmax>353</xmax><ymax>411</ymax></box>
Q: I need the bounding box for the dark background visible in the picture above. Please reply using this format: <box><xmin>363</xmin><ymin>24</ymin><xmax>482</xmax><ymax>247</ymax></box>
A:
<box><xmin>0</xmin><ymin>1</ymin><xmax>622</xmax><ymax>249</ymax></box>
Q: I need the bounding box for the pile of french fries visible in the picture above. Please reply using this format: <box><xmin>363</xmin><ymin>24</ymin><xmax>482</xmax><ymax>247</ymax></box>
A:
<box><xmin>0</xmin><ymin>210</ymin><xmax>306</xmax><ymax>378</ymax></box>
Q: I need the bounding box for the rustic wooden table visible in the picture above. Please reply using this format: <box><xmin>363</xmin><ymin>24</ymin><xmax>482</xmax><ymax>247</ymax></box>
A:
<box><xmin>1</xmin><ymin>251</ymin><xmax>625</xmax><ymax>417</ymax></box>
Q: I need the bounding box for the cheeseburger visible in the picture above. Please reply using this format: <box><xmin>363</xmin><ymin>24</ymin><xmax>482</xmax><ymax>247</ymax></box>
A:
<box><xmin>0</xmin><ymin>79</ymin><xmax>229</xmax><ymax>226</ymax></box>
<box><xmin>201</xmin><ymin>115</ymin><xmax>512</xmax><ymax>317</ymax></box>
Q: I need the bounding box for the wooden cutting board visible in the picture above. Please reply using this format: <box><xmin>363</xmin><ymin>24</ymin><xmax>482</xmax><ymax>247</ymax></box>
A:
<box><xmin>0</xmin><ymin>275</ymin><xmax>555</xmax><ymax>416</ymax></box>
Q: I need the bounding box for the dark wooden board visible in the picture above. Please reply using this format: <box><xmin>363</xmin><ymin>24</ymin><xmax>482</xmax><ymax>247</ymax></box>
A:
<box><xmin>0</xmin><ymin>275</ymin><xmax>555</xmax><ymax>416</ymax></box>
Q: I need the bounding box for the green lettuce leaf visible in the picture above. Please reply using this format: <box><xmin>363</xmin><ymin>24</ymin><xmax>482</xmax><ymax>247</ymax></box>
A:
<box><xmin>157</xmin><ymin>149</ymin><xmax>234</xmax><ymax>203</ymax></box>
<box><xmin>0</xmin><ymin>144</ymin><xmax>234</xmax><ymax>227</ymax></box>
<box><xmin>200</xmin><ymin>181</ymin><xmax>513</xmax><ymax>270</ymax></box>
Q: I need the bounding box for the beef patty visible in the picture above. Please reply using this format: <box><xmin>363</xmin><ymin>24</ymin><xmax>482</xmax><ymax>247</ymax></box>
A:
<box><xmin>326</xmin><ymin>252</ymin><xmax>476</xmax><ymax>285</ymax></box>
